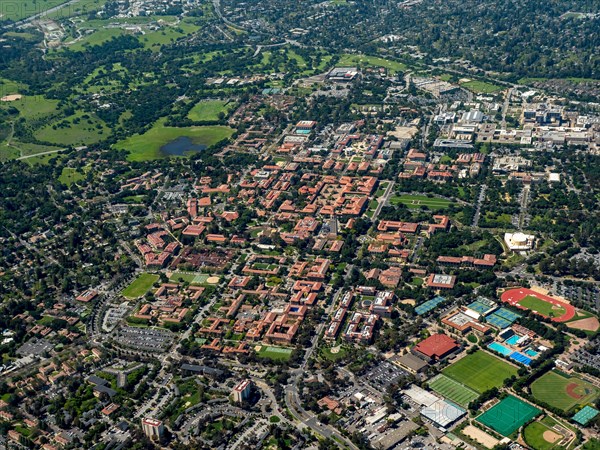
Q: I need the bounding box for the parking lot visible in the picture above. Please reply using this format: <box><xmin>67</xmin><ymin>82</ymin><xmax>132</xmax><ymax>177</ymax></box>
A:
<box><xmin>115</xmin><ymin>326</ymin><xmax>173</xmax><ymax>351</ymax></box>
<box><xmin>362</xmin><ymin>361</ymin><xmax>408</xmax><ymax>391</ymax></box>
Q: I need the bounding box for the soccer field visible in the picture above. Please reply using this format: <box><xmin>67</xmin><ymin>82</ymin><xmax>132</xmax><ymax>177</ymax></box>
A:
<box><xmin>428</xmin><ymin>374</ymin><xmax>479</xmax><ymax>407</ymax></box>
<box><xmin>443</xmin><ymin>350</ymin><xmax>518</xmax><ymax>393</ymax></box>
<box><xmin>519</xmin><ymin>295</ymin><xmax>566</xmax><ymax>318</ymax></box>
<box><xmin>478</xmin><ymin>395</ymin><xmax>541</xmax><ymax>437</ymax></box>
<box><xmin>531</xmin><ymin>370</ymin><xmax>600</xmax><ymax>412</ymax></box>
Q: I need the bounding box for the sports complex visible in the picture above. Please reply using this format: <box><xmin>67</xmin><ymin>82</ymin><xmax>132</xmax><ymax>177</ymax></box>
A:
<box><xmin>500</xmin><ymin>288</ymin><xmax>575</xmax><ymax>322</ymax></box>
<box><xmin>429</xmin><ymin>350</ymin><xmax>518</xmax><ymax>407</ymax></box>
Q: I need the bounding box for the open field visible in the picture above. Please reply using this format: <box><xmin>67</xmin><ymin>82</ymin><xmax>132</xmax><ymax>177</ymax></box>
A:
<box><xmin>188</xmin><ymin>100</ymin><xmax>234</xmax><ymax>122</ymax></box>
<box><xmin>122</xmin><ymin>273</ymin><xmax>159</xmax><ymax>299</ymax></box>
<box><xmin>115</xmin><ymin>119</ymin><xmax>234</xmax><ymax>161</ymax></box>
<box><xmin>442</xmin><ymin>350</ymin><xmax>518</xmax><ymax>393</ymax></box>
<box><xmin>459</xmin><ymin>80</ymin><xmax>504</xmax><ymax>93</ymax></box>
<box><xmin>477</xmin><ymin>395</ymin><xmax>541</xmax><ymax>437</ymax></box>
<box><xmin>58</xmin><ymin>167</ymin><xmax>86</xmax><ymax>185</ymax></box>
<box><xmin>390</xmin><ymin>194</ymin><xmax>453</xmax><ymax>210</ymax></box>
<box><xmin>35</xmin><ymin>111</ymin><xmax>110</xmax><ymax>146</ymax></box>
<box><xmin>530</xmin><ymin>370</ymin><xmax>599</xmax><ymax>412</ymax></box>
<box><xmin>337</xmin><ymin>54</ymin><xmax>406</xmax><ymax>74</ymax></box>
<box><xmin>6</xmin><ymin>95</ymin><xmax>60</xmax><ymax>119</ymax></box>
<box><xmin>428</xmin><ymin>374</ymin><xmax>479</xmax><ymax>407</ymax></box>
<box><xmin>565</xmin><ymin>309</ymin><xmax>600</xmax><ymax>332</ymax></box>
<box><xmin>68</xmin><ymin>28</ymin><xmax>126</xmax><ymax>51</ymax></box>
<box><xmin>501</xmin><ymin>288</ymin><xmax>576</xmax><ymax>322</ymax></box>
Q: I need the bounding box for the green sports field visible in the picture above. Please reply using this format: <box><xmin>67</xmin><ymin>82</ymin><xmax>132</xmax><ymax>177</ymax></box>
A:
<box><xmin>428</xmin><ymin>374</ymin><xmax>479</xmax><ymax>407</ymax></box>
<box><xmin>477</xmin><ymin>395</ymin><xmax>541</xmax><ymax>437</ymax></box>
<box><xmin>122</xmin><ymin>273</ymin><xmax>159</xmax><ymax>299</ymax></box>
<box><xmin>459</xmin><ymin>80</ymin><xmax>503</xmax><ymax>94</ymax></box>
<box><xmin>530</xmin><ymin>370</ymin><xmax>599</xmax><ymax>412</ymax></box>
<box><xmin>390</xmin><ymin>194</ymin><xmax>453</xmax><ymax>210</ymax></box>
<box><xmin>523</xmin><ymin>422</ymin><xmax>560</xmax><ymax>450</ymax></box>
<box><xmin>257</xmin><ymin>345</ymin><xmax>293</xmax><ymax>361</ymax></box>
<box><xmin>519</xmin><ymin>295</ymin><xmax>566</xmax><ymax>318</ymax></box>
<box><xmin>442</xmin><ymin>350</ymin><xmax>518</xmax><ymax>393</ymax></box>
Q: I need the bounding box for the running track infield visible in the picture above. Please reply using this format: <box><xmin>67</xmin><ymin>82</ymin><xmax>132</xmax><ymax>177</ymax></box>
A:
<box><xmin>500</xmin><ymin>288</ymin><xmax>575</xmax><ymax>322</ymax></box>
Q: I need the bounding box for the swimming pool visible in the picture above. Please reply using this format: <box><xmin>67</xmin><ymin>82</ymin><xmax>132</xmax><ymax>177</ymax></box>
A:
<box><xmin>524</xmin><ymin>348</ymin><xmax>538</xmax><ymax>357</ymax></box>
<box><xmin>505</xmin><ymin>335</ymin><xmax>521</xmax><ymax>346</ymax></box>
<box><xmin>488</xmin><ymin>342</ymin><xmax>512</xmax><ymax>356</ymax></box>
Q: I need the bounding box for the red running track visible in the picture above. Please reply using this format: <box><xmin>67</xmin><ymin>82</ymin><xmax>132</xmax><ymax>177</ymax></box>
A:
<box><xmin>500</xmin><ymin>288</ymin><xmax>576</xmax><ymax>322</ymax></box>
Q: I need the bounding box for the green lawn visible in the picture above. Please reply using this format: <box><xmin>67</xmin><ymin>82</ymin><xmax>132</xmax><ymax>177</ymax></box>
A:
<box><xmin>583</xmin><ymin>439</ymin><xmax>600</xmax><ymax>450</ymax></box>
<box><xmin>10</xmin><ymin>141</ymin><xmax>63</xmax><ymax>157</ymax></box>
<box><xmin>519</xmin><ymin>295</ymin><xmax>566</xmax><ymax>318</ymax></box>
<box><xmin>1</xmin><ymin>95</ymin><xmax>59</xmax><ymax>119</ymax></box>
<box><xmin>22</xmin><ymin>152</ymin><xmax>62</xmax><ymax>165</ymax></box>
<box><xmin>257</xmin><ymin>345</ymin><xmax>293</xmax><ymax>361</ymax></box>
<box><xmin>460</xmin><ymin>80</ymin><xmax>504</xmax><ymax>94</ymax></box>
<box><xmin>140</xmin><ymin>20</ymin><xmax>201</xmax><ymax>50</ymax></box>
<box><xmin>115</xmin><ymin>118</ymin><xmax>234</xmax><ymax>161</ymax></box>
<box><xmin>122</xmin><ymin>273</ymin><xmax>159</xmax><ymax>299</ymax></box>
<box><xmin>68</xmin><ymin>28</ymin><xmax>127</xmax><ymax>51</ymax></box>
<box><xmin>530</xmin><ymin>370</ymin><xmax>599</xmax><ymax>412</ymax></box>
<box><xmin>443</xmin><ymin>350</ymin><xmax>518</xmax><ymax>393</ymax></box>
<box><xmin>35</xmin><ymin>111</ymin><xmax>110</xmax><ymax>146</ymax></box>
<box><xmin>390</xmin><ymin>194</ymin><xmax>453</xmax><ymax>210</ymax></box>
<box><xmin>321</xmin><ymin>345</ymin><xmax>348</xmax><ymax>362</ymax></box>
<box><xmin>0</xmin><ymin>78</ymin><xmax>27</xmax><ymax>96</ymax></box>
<box><xmin>188</xmin><ymin>100</ymin><xmax>234</xmax><ymax>122</ymax></box>
<box><xmin>337</xmin><ymin>54</ymin><xmax>406</xmax><ymax>74</ymax></box>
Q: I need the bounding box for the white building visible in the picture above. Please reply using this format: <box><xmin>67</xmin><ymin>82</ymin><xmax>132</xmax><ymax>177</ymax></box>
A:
<box><xmin>141</xmin><ymin>418</ymin><xmax>164</xmax><ymax>440</ymax></box>
<box><xmin>504</xmin><ymin>232</ymin><xmax>536</xmax><ymax>252</ymax></box>
<box><xmin>232</xmin><ymin>379</ymin><xmax>252</xmax><ymax>403</ymax></box>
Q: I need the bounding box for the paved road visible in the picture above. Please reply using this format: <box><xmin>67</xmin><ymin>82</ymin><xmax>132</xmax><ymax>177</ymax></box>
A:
<box><xmin>517</xmin><ymin>185</ymin><xmax>530</xmax><ymax>230</ymax></box>
<box><xmin>471</xmin><ymin>184</ymin><xmax>487</xmax><ymax>227</ymax></box>
<box><xmin>283</xmin><ymin>288</ymin><xmax>358</xmax><ymax>449</ymax></box>
<box><xmin>371</xmin><ymin>180</ymin><xmax>395</xmax><ymax>221</ymax></box>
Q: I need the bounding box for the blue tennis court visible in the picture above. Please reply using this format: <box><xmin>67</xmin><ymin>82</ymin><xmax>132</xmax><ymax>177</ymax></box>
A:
<box><xmin>485</xmin><ymin>307</ymin><xmax>522</xmax><ymax>329</ymax></box>
<box><xmin>509</xmin><ymin>352</ymin><xmax>532</xmax><ymax>366</ymax></box>
<box><xmin>416</xmin><ymin>296</ymin><xmax>446</xmax><ymax>315</ymax></box>
<box><xmin>467</xmin><ymin>300</ymin><xmax>494</xmax><ymax>315</ymax></box>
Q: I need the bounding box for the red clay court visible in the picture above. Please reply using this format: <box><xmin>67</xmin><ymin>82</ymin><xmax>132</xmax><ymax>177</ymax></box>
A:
<box><xmin>500</xmin><ymin>288</ymin><xmax>576</xmax><ymax>322</ymax></box>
